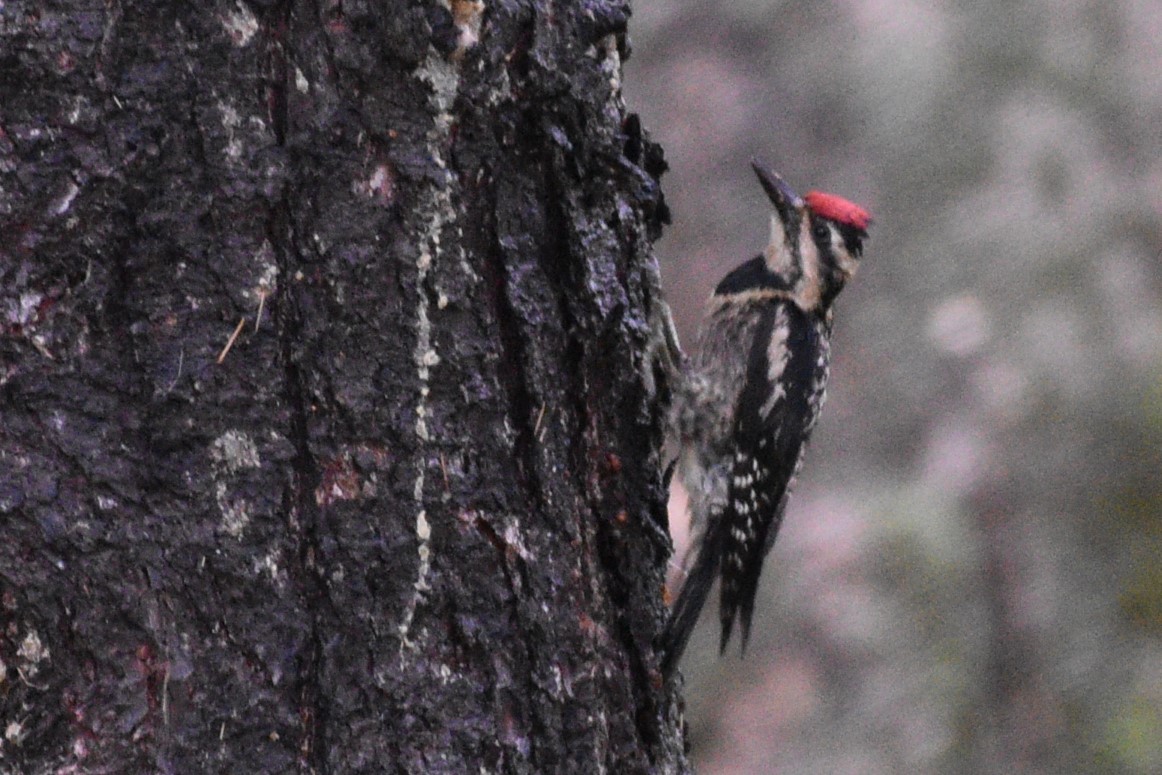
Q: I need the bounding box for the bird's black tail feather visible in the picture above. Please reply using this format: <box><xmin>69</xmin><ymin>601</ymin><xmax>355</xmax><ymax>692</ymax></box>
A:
<box><xmin>718</xmin><ymin>540</ymin><xmax>764</xmax><ymax>657</ymax></box>
<box><xmin>718</xmin><ymin>511</ymin><xmax>776</xmax><ymax>656</ymax></box>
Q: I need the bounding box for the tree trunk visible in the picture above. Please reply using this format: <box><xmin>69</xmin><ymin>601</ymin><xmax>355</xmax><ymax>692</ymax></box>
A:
<box><xmin>1</xmin><ymin>1</ymin><xmax>681</xmax><ymax>771</ymax></box>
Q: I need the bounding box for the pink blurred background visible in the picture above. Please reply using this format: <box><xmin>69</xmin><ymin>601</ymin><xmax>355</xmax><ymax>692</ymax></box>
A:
<box><xmin>625</xmin><ymin>1</ymin><xmax>1162</xmax><ymax>772</ymax></box>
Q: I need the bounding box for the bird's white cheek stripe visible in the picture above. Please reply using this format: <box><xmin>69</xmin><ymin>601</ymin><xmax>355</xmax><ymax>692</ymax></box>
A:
<box><xmin>763</xmin><ymin>213</ymin><xmax>798</xmax><ymax>276</ymax></box>
<box><xmin>794</xmin><ymin>229</ymin><xmax>822</xmax><ymax>310</ymax></box>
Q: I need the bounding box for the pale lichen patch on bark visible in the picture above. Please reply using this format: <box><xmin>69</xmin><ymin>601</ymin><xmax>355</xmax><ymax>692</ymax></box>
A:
<box><xmin>220</xmin><ymin>1</ymin><xmax>258</xmax><ymax>47</ymax></box>
<box><xmin>16</xmin><ymin>630</ymin><xmax>50</xmax><ymax>678</ymax></box>
<box><xmin>215</xmin><ymin>100</ymin><xmax>244</xmax><ymax>161</ymax></box>
<box><xmin>208</xmin><ymin>432</ymin><xmax>261</xmax><ymax>539</ymax></box>
<box><xmin>215</xmin><ymin>481</ymin><xmax>251</xmax><ymax>538</ymax></box>
<box><xmin>398</xmin><ymin>51</ymin><xmax>465</xmax><ymax>652</ymax></box>
<box><xmin>353</xmin><ymin>163</ymin><xmax>395</xmax><ymax>205</ymax></box>
<box><xmin>210</xmin><ymin>430</ymin><xmax>260</xmax><ymax>474</ymax></box>
<box><xmin>4</xmin><ymin>720</ymin><xmax>27</xmax><ymax>747</ymax></box>
<box><xmin>256</xmin><ymin>549</ymin><xmax>286</xmax><ymax>589</ymax></box>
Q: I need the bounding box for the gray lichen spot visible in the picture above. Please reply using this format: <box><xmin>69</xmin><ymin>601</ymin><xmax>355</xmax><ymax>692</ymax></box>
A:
<box><xmin>5</xmin><ymin>720</ymin><xmax>26</xmax><ymax>747</ymax></box>
<box><xmin>256</xmin><ymin>549</ymin><xmax>286</xmax><ymax>588</ymax></box>
<box><xmin>17</xmin><ymin>630</ymin><xmax>50</xmax><ymax>678</ymax></box>
<box><xmin>211</xmin><ymin>430</ymin><xmax>261</xmax><ymax>474</ymax></box>
<box><xmin>220</xmin><ymin>1</ymin><xmax>258</xmax><ymax>47</ymax></box>
<box><xmin>217</xmin><ymin>101</ymin><xmax>244</xmax><ymax>160</ymax></box>
<box><xmin>253</xmin><ymin>246</ymin><xmax>279</xmax><ymax>292</ymax></box>
<box><xmin>216</xmin><ymin>481</ymin><xmax>251</xmax><ymax>539</ymax></box>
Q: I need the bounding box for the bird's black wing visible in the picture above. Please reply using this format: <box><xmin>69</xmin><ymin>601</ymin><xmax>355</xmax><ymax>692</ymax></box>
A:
<box><xmin>718</xmin><ymin>301</ymin><xmax>820</xmax><ymax>653</ymax></box>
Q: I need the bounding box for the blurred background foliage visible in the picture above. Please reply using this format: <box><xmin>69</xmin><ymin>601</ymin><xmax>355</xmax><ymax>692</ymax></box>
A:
<box><xmin>623</xmin><ymin>0</ymin><xmax>1162</xmax><ymax>772</ymax></box>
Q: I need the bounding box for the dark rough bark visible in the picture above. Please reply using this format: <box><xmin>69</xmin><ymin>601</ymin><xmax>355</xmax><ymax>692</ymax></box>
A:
<box><xmin>1</xmin><ymin>1</ymin><xmax>682</xmax><ymax>772</ymax></box>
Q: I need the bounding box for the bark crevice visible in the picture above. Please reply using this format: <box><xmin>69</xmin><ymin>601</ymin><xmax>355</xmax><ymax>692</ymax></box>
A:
<box><xmin>270</xmin><ymin>195</ymin><xmax>330</xmax><ymax>773</ymax></box>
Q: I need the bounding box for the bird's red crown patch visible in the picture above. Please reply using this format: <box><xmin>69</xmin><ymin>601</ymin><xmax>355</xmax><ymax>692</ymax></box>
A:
<box><xmin>804</xmin><ymin>191</ymin><xmax>872</xmax><ymax>232</ymax></box>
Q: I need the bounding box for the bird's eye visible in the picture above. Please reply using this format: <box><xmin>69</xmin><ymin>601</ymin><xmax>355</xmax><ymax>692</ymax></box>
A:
<box><xmin>811</xmin><ymin>221</ymin><xmax>831</xmax><ymax>243</ymax></box>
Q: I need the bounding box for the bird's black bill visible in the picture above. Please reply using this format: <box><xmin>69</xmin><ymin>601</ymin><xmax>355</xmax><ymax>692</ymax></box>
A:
<box><xmin>751</xmin><ymin>158</ymin><xmax>802</xmax><ymax>227</ymax></box>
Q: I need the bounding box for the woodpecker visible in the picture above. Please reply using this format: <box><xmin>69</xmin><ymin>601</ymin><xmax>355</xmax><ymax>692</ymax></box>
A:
<box><xmin>660</xmin><ymin>160</ymin><xmax>872</xmax><ymax>675</ymax></box>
